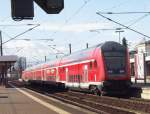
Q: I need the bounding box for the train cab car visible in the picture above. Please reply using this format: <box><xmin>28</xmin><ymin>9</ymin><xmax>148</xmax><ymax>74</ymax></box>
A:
<box><xmin>58</xmin><ymin>41</ymin><xmax>131</xmax><ymax>95</ymax></box>
<box><xmin>100</xmin><ymin>42</ymin><xmax>131</xmax><ymax>94</ymax></box>
<box><xmin>22</xmin><ymin>41</ymin><xmax>131</xmax><ymax>95</ymax></box>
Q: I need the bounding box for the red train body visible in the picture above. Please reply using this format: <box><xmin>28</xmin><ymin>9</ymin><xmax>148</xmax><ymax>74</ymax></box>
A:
<box><xmin>22</xmin><ymin>41</ymin><xmax>131</xmax><ymax>95</ymax></box>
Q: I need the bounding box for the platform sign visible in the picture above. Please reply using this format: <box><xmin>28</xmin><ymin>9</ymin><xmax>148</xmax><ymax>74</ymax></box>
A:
<box><xmin>134</xmin><ymin>53</ymin><xmax>145</xmax><ymax>79</ymax></box>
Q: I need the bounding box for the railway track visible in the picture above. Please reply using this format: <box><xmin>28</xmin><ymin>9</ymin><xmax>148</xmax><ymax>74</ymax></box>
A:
<box><xmin>9</xmin><ymin>81</ymin><xmax>150</xmax><ymax>114</ymax></box>
<box><xmin>65</xmin><ymin>91</ymin><xmax>150</xmax><ymax>113</ymax></box>
<box><xmin>24</xmin><ymin>87</ymin><xmax>134</xmax><ymax>114</ymax></box>
<box><xmin>48</xmin><ymin>92</ymin><xmax>136</xmax><ymax>114</ymax></box>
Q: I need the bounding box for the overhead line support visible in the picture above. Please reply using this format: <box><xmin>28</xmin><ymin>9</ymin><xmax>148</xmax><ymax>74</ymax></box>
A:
<box><xmin>96</xmin><ymin>12</ymin><xmax>150</xmax><ymax>39</ymax></box>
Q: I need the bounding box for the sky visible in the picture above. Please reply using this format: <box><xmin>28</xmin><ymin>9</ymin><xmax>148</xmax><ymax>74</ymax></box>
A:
<box><xmin>0</xmin><ymin>0</ymin><xmax>150</xmax><ymax>65</ymax></box>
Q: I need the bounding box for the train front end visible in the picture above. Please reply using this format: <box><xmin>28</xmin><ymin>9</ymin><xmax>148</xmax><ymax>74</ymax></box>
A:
<box><xmin>101</xmin><ymin>41</ymin><xmax>131</xmax><ymax>95</ymax></box>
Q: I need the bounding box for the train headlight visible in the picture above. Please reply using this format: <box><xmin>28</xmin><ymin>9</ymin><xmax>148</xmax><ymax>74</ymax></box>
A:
<box><xmin>108</xmin><ymin>70</ymin><xmax>113</xmax><ymax>73</ymax></box>
<box><xmin>119</xmin><ymin>70</ymin><xmax>125</xmax><ymax>73</ymax></box>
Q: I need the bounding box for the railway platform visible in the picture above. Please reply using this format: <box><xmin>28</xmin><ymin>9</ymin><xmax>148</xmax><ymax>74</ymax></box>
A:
<box><xmin>131</xmin><ymin>77</ymin><xmax>150</xmax><ymax>99</ymax></box>
<box><xmin>0</xmin><ymin>84</ymin><xmax>95</xmax><ymax>114</ymax></box>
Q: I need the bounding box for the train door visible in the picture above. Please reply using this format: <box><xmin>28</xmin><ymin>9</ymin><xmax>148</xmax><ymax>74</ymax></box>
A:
<box><xmin>33</xmin><ymin>71</ymin><xmax>36</xmax><ymax>80</ymax></box>
<box><xmin>41</xmin><ymin>70</ymin><xmax>44</xmax><ymax>81</ymax></box>
<box><xmin>42</xmin><ymin>69</ymin><xmax>46</xmax><ymax>81</ymax></box>
<box><xmin>76</xmin><ymin>64</ymin><xmax>81</xmax><ymax>88</ymax></box>
<box><xmin>56</xmin><ymin>68</ymin><xmax>59</xmax><ymax>82</ymax></box>
<box><xmin>72</xmin><ymin>65</ymin><xmax>79</xmax><ymax>88</ymax></box>
<box><xmin>83</xmin><ymin>65</ymin><xmax>88</xmax><ymax>82</ymax></box>
<box><xmin>44</xmin><ymin>69</ymin><xmax>47</xmax><ymax>81</ymax></box>
<box><xmin>65</xmin><ymin>68</ymin><xmax>68</xmax><ymax>82</ymax></box>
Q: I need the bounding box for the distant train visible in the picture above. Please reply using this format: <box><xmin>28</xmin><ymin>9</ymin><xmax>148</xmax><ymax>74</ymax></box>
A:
<box><xmin>22</xmin><ymin>41</ymin><xmax>131</xmax><ymax>95</ymax></box>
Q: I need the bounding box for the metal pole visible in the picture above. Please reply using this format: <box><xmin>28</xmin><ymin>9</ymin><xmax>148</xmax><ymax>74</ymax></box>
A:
<box><xmin>5</xmin><ymin>63</ymin><xmax>7</xmax><ymax>85</ymax></box>
<box><xmin>86</xmin><ymin>43</ymin><xmax>89</xmax><ymax>48</ymax></box>
<box><xmin>119</xmin><ymin>32</ymin><xmax>121</xmax><ymax>43</ymax></box>
<box><xmin>144</xmin><ymin>53</ymin><xmax>146</xmax><ymax>84</ymax></box>
<box><xmin>69</xmin><ymin>43</ymin><xmax>71</xmax><ymax>54</ymax></box>
<box><xmin>115</xmin><ymin>30</ymin><xmax>124</xmax><ymax>43</ymax></box>
<box><xmin>45</xmin><ymin>56</ymin><xmax>46</xmax><ymax>62</ymax></box>
<box><xmin>0</xmin><ymin>31</ymin><xmax>3</xmax><ymax>56</ymax></box>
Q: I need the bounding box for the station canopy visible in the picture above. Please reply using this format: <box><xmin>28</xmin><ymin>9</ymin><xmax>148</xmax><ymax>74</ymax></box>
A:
<box><xmin>0</xmin><ymin>55</ymin><xmax>18</xmax><ymax>73</ymax></box>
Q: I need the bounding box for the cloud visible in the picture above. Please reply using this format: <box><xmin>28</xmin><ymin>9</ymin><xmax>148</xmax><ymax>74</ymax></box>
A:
<box><xmin>39</xmin><ymin>21</ymin><xmax>112</xmax><ymax>33</ymax></box>
<box><xmin>0</xmin><ymin>21</ymin><xmax>112</xmax><ymax>33</ymax></box>
<box><xmin>3</xmin><ymin>40</ymin><xmax>67</xmax><ymax>63</ymax></box>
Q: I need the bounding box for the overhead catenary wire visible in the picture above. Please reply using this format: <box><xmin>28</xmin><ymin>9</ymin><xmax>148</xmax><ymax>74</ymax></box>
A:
<box><xmin>98</xmin><ymin>12</ymin><xmax>150</xmax><ymax>14</ymax></box>
<box><xmin>2</xmin><ymin>24</ymin><xmax>41</xmax><ymax>40</ymax></box>
<box><xmin>48</xmin><ymin>0</ymin><xmax>128</xmax><ymax>51</ymax></box>
<box><xmin>65</xmin><ymin>0</ymin><xmax>91</xmax><ymax>23</ymax></box>
<box><xmin>79</xmin><ymin>0</ymin><xmax>130</xmax><ymax>47</ymax></box>
<box><xmin>48</xmin><ymin>45</ymin><xmax>65</xmax><ymax>55</ymax></box>
<box><xmin>13</xmin><ymin>38</ymin><xmax>54</xmax><ymax>41</ymax></box>
<box><xmin>89</xmin><ymin>27</ymin><xmax>127</xmax><ymax>32</ymax></box>
<box><xmin>2</xmin><ymin>24</ymin><xmax>40</xmax><ymax>44</ymax></box>
<box><xmin>90</xmin><ymin>13</ymin><xmax>150</xmax><ymax>32</ymax></box>
<box><xmin>98</xmin><ymin>11</ymin><xmax>150</xmax><ymax>28</ymax></box>
<box><xmin>63</xmin><ymin>0</ymin><xmax>134</xmax><ymax>49</ymax></box>
<box><xmin>102</xmin><ymin>0</ymin><xmax>130</xmax><ymax>11</ymax></box>
<box><xmin>96</xmin><ymin>12</ymin><xmax>150</xmax><ymax>39</ymax></box>
<box><xmin>0</xmin><ymin>24</ymin><xmax>38</xmax><ymax>26</ymax></box>
<box><xmin>127</xmin><ymin>13</ymin><xmax>150</xmax><ymax>27</ymax></box>
<box><xmin>49</xmin><ymin>0</ymin><xmax>92</xmax><ymax>39</ymax></box>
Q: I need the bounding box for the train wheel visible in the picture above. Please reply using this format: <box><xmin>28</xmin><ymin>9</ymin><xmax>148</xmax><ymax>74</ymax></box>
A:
<box><xmin>90</xmin><ymin>85</ymin><xmax>101</xmax><ymax>96</ymax></box>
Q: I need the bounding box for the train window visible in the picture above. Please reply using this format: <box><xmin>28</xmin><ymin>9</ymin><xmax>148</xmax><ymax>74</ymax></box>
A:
<box><xmin>66</xmin><ymin>68</ymin><xmax>68</xmax><ymax>81</ymax></box>
<box><xmin>80</xmin><ymin>75</ymin><xmax>82</xmax><ymax>82</ymax></box>
<box><xmin>72</xmin><ymin>75</ymin><xmax>73</xmax><ymax>82</ymax></box>
<box><xmin>76</xmin><ymin>75</ymin><xmax>79</xmax><ymax>82</ymax></box>
<box><xmin>76</xmin><ymin>75</ymin><xmax>78</xmax><ymax>82</ymax></box>
<box><xmin>74</xmin><ymin>75</ymin><xmax>76</xmax><ymax>82</ymax></box>
<box><xmin>94</xmin><ymin>60</ymin><xmax>97</xmax><ymax>68</ymax></box>
<box><xmin>75</xmin><ymin>75</ymin><xmax>76</xmax><ymax>82</ymax></box>
<box><xmin>104</xmin><ymin>53</ymin><xmax>126</xmax><ymax>76</ymax></box>
<box><xmin>90</xmin><ymin>62</ymin><xmax>92</xmax><ymax>70</ymax></box>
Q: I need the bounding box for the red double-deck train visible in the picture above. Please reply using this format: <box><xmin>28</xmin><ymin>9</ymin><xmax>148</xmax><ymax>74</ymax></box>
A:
<box><xmin>22</xmin><ymin>41</ymin><xmax>131</xmax><ymax>95</ymax></box>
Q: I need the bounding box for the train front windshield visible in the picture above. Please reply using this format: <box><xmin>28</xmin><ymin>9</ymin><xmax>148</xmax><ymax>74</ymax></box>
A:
<box><xmin>103</xmin><ymin>51</ymin><xmax>126</xmax><ymax>76</ymax></box>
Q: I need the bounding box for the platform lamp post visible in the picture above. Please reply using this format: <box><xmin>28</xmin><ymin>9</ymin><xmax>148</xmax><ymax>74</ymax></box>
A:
<box><xmin>115</xmin><ymin>29</ymin><xmax>124</xmax><ymax>43</ymax></box>
<box><xmin>0</xmin><ymin>31</ymin><xmax>3</xmax><ymax>56</ymax></box>
<box><xmin>90</xmin><ymin>28</ymin><xmax>125</xmax><ymax>43</ymax></box>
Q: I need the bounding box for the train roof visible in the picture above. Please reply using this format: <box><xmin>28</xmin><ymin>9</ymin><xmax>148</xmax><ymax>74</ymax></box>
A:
<box><xmin>60</xmin><ymin>46</ymin><xmax>96</xmax><ymax>65</ymax></box>
<box><xmin>25</xmin><ymin>59</ymin><xmax>61</xmax><ymax>71</ymax></box>
<box><xmin>60</xmin><ymin>41</ymin><xmax>126</xmax><ymax>65</ymax></box>
<box><xmin>24</xmin><ymin>41</ymin><xmax>126</xmax><ymax>71</ymax></box>
<box><xmin>25</xmin><ymin>62</ymin><xmax>46</xmax><ymax>71</ymax></box>
<box><xmin>100</xmin><ymin>41</ymin><xmax>126</xmax><ymax>52</ymax></box>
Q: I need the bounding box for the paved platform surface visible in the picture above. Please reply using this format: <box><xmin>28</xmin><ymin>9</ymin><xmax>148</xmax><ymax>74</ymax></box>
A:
<box><xmin>131</xmin><ymin>77</ymin><xmax>150</xmax><ymax>99</ymax></box>
<box><xmin>0</xmin><ymin>86</ymin><xmax>58</xmax><ymax>114</ymax></box>
<box><xmin>0</xmin><ymin>86</ymin><xmax>94</xmax><ymax>114</ymax></box>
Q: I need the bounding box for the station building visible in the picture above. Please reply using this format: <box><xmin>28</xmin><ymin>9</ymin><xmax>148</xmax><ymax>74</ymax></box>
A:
<box><xmin>8</xmin><ymin>57</ymin><xmax>26</xmax><ymax>80</ymax></box>
<box><xmin>130</xmin><ymin>40</ymin><xmax>150</xmax><ymax>79</ymax></box>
